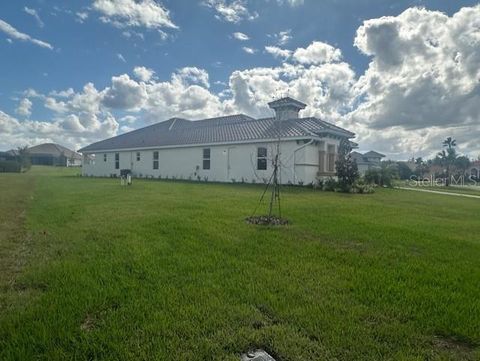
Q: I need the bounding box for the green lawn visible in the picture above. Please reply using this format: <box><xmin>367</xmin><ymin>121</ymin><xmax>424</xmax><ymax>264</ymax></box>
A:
<box><xmin>1</xmin><ymin>167</ymin><xmax>479</xmax><ymax>360</ymax></box>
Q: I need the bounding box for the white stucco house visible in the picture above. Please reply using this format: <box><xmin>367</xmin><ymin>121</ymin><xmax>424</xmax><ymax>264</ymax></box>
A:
<box><xmin>79</xmin><ymin>97</ymin><xmax>356</xmax><ymax>185</ymax></box>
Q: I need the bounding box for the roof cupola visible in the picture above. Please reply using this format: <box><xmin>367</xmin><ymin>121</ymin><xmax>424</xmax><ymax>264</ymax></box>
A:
<box><xmin>268</xmin><ymin>97</ymin><xmax>307</xmax><ymax>121</ymax></box>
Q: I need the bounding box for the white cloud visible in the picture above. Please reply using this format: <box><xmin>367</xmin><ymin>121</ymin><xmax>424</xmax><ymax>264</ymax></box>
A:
<box><xmin>16</xmin><ymin>98</ymin><xmax>32</xmax><ymax>117</ymax></box>
<box><xmin>242</xmin><ymin>46</ymin><xmax>257</xmax><ymax>54</ymax></box>
<box><xmin>102</xmin><ymin>74</ymin><xmax>148</xmax><ymax>110</ymax></box>
<box><xmin>119</xmin><ymin>115</ymin><xmax>138</xmax><ymax>123</ymax></box>
<box><xmin>24</xmin><ymin>7</ymin><xmax>44</xmax><ymax>28</ymax></box>
<box><xmin>92</xmin><ymin>0</ymin><xmax>177</xmax><ymax>30</ymax></box>
<box><xmin>8</xmin><ymin>5</ymin><xmax>480</xmax><ymax>159</ymax></box>
<box><xmin>49</xmin><ymin>88</ymin><xmax>75</xmax><ymax>98</ymax></box>
<box><xmin>76</xmin><ymin>11</ymin><xmax>89</xmax><ymax>23</ymax></box>
<box><xmin>117</xmin><ymin>53</ymin><xmax>126</xmax><ymax>62</ymax></box>
<box><xmin>133</xmin><ymin>66</ymin><xmax>155</xmax><ymax>82</ymax></box>
<box><xmin>293</xmin><ymin>41</ymin><xmax>342</xmax><ymax>65</ymax></box>
<box><xmin>202</xmin><ymin>0</ymin><xmax>258</xmax><ymax>23</ymax></box>
<box><xmin>233</xmin><ymin>32</ymin><xmax>249</xmax><ymax>41</ymax></box>
<box><xmin>0</xmin><ymin>109</ymin><xmax>118</xmax><ymax>152</ymax></box>
<box><xmin>348</xmin><ymin>5</ymin><xmax>480</xmax><ymax>158</ymax></box>
<box><xmin>172</xmin><ymin>67</ymin><xmax>210</xmax><ymax>88</ymax></box>
<box><xmin>0</xmin><ymin>19</ymin><xmax>53</xmax><ymax>50</ymax></box>
<box><xmin>265</xmin><ymin>45</ymin><xmax>292</xmax><ymax>59</ymax></box>
<box><xmin>275</xmin><ymin>29</ymin><xmax>292</xmax><ymax>45</ymax></box>
<box><xmin>278</xmin><ymin>0</ymin><xmax>304</xmax><ymax>6</ymax></box>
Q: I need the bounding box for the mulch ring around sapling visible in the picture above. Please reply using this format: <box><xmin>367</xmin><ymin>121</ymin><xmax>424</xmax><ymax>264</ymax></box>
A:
<box><xmin>245</xmin><ymin>215</ymin><xmax>289</xmax><ymax>226</ymax></box>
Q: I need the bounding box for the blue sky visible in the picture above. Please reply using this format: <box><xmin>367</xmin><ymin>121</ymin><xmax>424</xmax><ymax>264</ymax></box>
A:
<box><xmin>1</xmin><ymin>0</ymin><xmax>479</xmax><ymax>159</ymax></box>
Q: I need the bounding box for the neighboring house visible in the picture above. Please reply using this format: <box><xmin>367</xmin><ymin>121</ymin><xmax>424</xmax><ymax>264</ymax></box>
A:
<box><xmin>351</xmin><ymin>150</ymin><xmax>386</xmax><ymax>175</ymax></box>
<box><xmin>26</xmin><ymin>143</ymin><xmax>82</xmax><ymax>167</ymax></box>
<box><xmin>79</xmin><ymin>97</ymin><xmax>356</xmax><ymax>185</ymax></box>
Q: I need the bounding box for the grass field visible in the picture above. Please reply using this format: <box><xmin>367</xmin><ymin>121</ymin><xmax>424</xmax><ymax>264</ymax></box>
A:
<box><xmin>1</xmin><ymin>167</ymin><xmax>479</xmax><ymax>360</ymax></box>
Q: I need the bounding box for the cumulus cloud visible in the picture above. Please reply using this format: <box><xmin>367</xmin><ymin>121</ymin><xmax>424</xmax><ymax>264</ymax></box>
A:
<box><xmin>0</xmin><ymin>19</ymin><xmax>53</xmax><ymax>49</ymax></box>
<box><xmin>293</xmin><ymin>41</ymin><xmax>342</xmax><ymax>65</ymax></box>
<box><xmin>232</xmin><ymin>32</ymin><xmax>249</xmax><ymax>41</ymax></box>
<box><xmin>133</xmin><ymin>66</ymin><xmax>155</xmax><ymax>82</ymax></box>
<box><xmin>0</xmin><ymin>109</ymin><xmax>118</xmax><ymax>152</ymax></box>
<box><xmin>92</xmin><ymin>0</ymin><xmax>177</xmax><ymax>30</ymax></box>
<box><xmin>202</xmin><ymin>0</ymin><xmax>258</xmax><ymax>23</ymax></box>
<box><xmin>102</xmin><ymin>74</ymin><xmax>148</xmax><ymax>110</ymax></box>
<box><xmin>172</xmin><ymin>67</ymin><xmax>210</xmax><ymax>88</ymax></box>
<box><xmin>349</xmin><ymin>5</ymin><xmax>480</xmax><ymax>157</ymax></box>
<box><xmin>24</xmin><ymin>7</ymin><xmax>44</xmax><ymax>28</ymax></box>
<box><xmin>7</xmin><ymin>5</ymin><xmax>480</xmax><ymax>159</ymax></box>
<box><xmin>16</xmin><ymin>98</ymin><xmax>33</xmax><ymax>117</ymax></box>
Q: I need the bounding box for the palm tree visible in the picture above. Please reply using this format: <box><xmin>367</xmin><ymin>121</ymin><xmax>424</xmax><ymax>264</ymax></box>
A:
<box><xmin>438</xmin><ymin>137</ymin><xmax>457</xmax><ymax>186</ymax></box>
<box><xmin>414</xmin><ymin>157</ymin><xmax>429</xmax><ymax>179</ymax></box>
<box><xmin>442</xmin><ymin>137</ymin><xmax>457</xmax><ymax>150</ymax></box>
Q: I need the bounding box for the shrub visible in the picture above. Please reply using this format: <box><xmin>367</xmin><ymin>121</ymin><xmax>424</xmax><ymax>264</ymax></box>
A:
<box><xmin>352</xmin><ymin>179</ymin><xmax>375</xmax><ymax>194</ymax></box>
<box><xmin>0</xmin><ymin>160</ymin><xmax>22</xmax><ymax>173</ymax></box>
<box><xmin>365</xmin><ymin>162</ymin><xmax>397</xmax><ymax>187</ymax></box>
<box><xmin>322</xmin><ymin>177</ymin><xmax>337</xmax><ymax>192</ymax></box>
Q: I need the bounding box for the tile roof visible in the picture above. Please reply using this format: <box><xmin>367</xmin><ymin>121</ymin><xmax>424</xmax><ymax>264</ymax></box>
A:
<box><xmin>268</xmin><ymin>97</ymin><xmax>307</xmax><ymax>109</ymax></box>
<box><xmin>28</xmin><ymin>143</ymin><xmax>82</xmax><ymax>159</ymax></box>
<box><xmin>79</xmin><ymin>114</ymin><xmax>355</xmax><ymax>153</ymax></box>
<box><xmin>363</xmin><ymin>150</ymin><xmax>386</xmax><ymax>158</ymax></box>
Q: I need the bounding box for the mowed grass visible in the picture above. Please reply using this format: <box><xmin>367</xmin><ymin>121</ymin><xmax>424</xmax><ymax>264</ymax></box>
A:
<box><xmin>1</xmin><ymin>167</ymin><xmax>479</xmax><ymax>360</ymax></box>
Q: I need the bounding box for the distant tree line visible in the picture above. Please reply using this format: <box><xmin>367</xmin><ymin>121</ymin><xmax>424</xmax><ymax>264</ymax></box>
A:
<box><xmin>396</xmin><ymin>137</ymin><xmax>476</xmax><ymax>186</ymax></box>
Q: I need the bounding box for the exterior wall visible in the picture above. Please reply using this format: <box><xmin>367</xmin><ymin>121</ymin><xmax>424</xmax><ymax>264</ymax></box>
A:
<box><xmin>82</xmin><ymin>137</ymin><xmax>343</xmax><ymax>185</ymax></box>
<box><xmin>357</xmin><ymin>163</ymin><xmax>370</xmax><ymax>176</ymax></box>
<box><xmin>67</xmin><ymin>158</ymin><xmax>82</xmax><ymax>167</ymax></box>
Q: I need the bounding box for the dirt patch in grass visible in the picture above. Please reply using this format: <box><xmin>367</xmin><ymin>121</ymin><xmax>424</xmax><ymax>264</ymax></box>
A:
<box><xmin>246</xmin><ymin>216</ymin><xmax>289</xmax><ymax>226</ymax></box>
<box><xmin>432</xmin><ymin>334</ymin><xmax>478</xmax><ymax>360</ymax></box>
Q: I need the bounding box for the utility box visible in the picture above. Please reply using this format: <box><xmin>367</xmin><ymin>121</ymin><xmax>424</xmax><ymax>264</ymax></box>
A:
<box><xmin>120</xmin><ymin>169</ymin><xmax>131</xmax><ymax>177</ymax></box>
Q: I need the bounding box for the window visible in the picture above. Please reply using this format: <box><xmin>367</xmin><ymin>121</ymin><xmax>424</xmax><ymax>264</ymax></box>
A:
<box><xmin>103</xmin><ymin>153</ymin><xmax>107</xmax><ymax>162</ymax></box>
<box><xmin>318</xmin><ymin>142</ymin><xmax>325</xmax><ymax>173</ymax></box>
<box><xmin>327</xmin><ymin>145</ymin><xmax>335</xmax><ymax>172</ymax></box>
<box><xmin>153</xmin><ymin>151</ymin><xmax>159</xmax><ymax>169</ymax></box>
<box><xmin>115</xmin><ymin>153</ymin><xmax>119</xmax><ymax>169</ymax></box>
<box><xmin>136</xmin><ymin>152</ymin><xmax>141</xmax><ymax>161</ymax></box>
<box><xmin>319</xmin><ymin>151</ymin><xmax>325</xmax><ymax>173</ymax></box>
<box><xmin>203</xmin><ymin>148</ymin><xmax>210</xmax><ymax>170</ymax></box>
<box><xmin>257</xmin><ymin>147</ymin><xmax>267</xmax><ymax>170</ymax></box>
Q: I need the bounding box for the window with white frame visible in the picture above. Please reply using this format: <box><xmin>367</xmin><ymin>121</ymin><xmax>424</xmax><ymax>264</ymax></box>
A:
<box><xmin>257</xmin><ymin>147</ymin><xmax>267</xmax><ymax>170</ymax></box>
<box><xmin>203</xmin><ymin>148</ymin><xmax>210</xmax><ymax>170</ymax></box>
<box><xmin>327</xmin><ymin>144</ymin><xmax>335</xmax><ymax>172</ymax></box>
<box><xmin>153</xmin><ymin>151</ymin><xmax>159</xmax><ymax>169</ymax></box>
<box><xmin>103</xmin><ymin>153</ymin><xmax>107</xmax><ymax>162</ymax></box>
<box><xmin>136</xmin><ymin>152</ymin><xmax>141</xmax><ymax>161</ymax></box>
<box><xmin>115</xmin><ymin>153</ymin><xmax>119</xmax><ymax>169</ymax></box>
